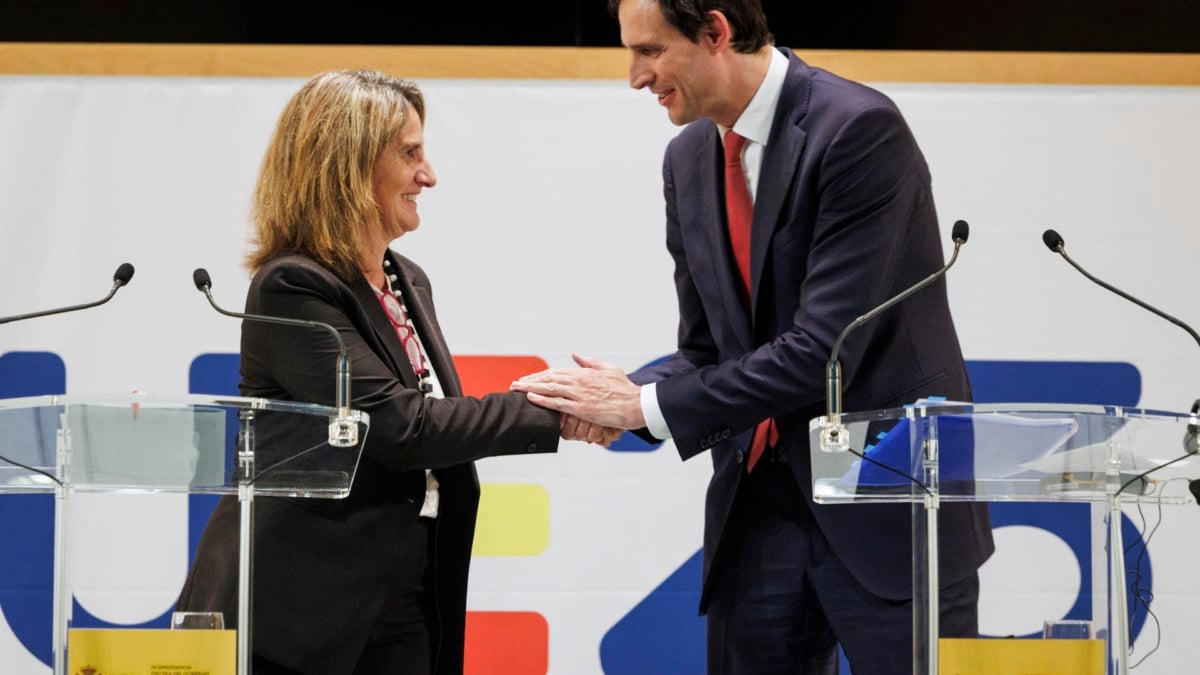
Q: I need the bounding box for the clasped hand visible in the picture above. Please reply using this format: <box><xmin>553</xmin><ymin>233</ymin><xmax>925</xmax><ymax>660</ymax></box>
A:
<box><xmin>512</xmin><ymin>353</ymin><xmax>647</xmax><ymax>446</ymax></box>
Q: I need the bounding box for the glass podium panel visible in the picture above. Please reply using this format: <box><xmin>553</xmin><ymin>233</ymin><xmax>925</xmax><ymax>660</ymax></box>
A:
<box><xmin>810</xmin><ymin>401</ymin><xmax>1198</xmax><ymax>505</ymax></box>
<box><xmin>809</xmin><ymin>401</ymin><xmax>1199</xmax><ymax>675</ymax></box>
<box><xmin>0</xmin><ymin>393</ymin><xmax>369</xmax><ymax>497</ymax></box>
<box><xmin>0</xmin><ymin>392</ymin><xmax>369</xmax><ymax>675</ymax></box>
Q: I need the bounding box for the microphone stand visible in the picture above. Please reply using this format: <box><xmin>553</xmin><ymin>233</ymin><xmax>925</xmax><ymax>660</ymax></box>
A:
<box><xmin>1043</xmin><ymin>230</ymin><xmax>1200</xmax><ymax>350</ymax></box>
<box><xmin>0</xmin><ymin>263</ymin><xmax>134</xmax><ymax>325</ymax></box>
<box><xmin>192</xmin><ymin>268</ymin><xmax>360</xmax><ymax>675</ymax></box>
<box><xmin>819</xmin><ymin>222</ymin><xmax>969</xmax><ymax>453</ymax></box>
<box><xmin>1044</xmin><ymin>228</ymin><xmax>1200</xmax><ymax>465</ymax></box>
<box><xmin>814</xmin><ymin>220</ymin><xmax>968</xmax><ymax>675</ymax></box>
<box><xmin>0</xmin><ymin>262</ymin><xmax>133</xmax><ymax>675</ymax></box>
<box><xmin>192</xmin><ymin>269</ymin><xmax>358</xmax><ymax>448</ymax></box>
<box><xmin>1041</xmin><ymin>229</ymin><xmax>1200</xmax><ymax>675</ymax></box>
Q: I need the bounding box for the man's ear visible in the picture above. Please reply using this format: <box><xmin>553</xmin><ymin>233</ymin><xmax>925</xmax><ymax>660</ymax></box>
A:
<box><xmin>701</xmin><ymin>10</ymin><xmax>733</xmax><ymax>51</ymax></box>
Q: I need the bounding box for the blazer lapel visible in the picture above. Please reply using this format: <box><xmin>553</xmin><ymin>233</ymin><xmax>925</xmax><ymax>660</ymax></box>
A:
<box><xmin>388</xmin><ymin>252</ymin><xmax>463</xmax><ymax>398</ymax></box>
<box><xmin>350</xmin><ymin>270</ymin><xmax>423</xmax><ymax>391</ymax></box>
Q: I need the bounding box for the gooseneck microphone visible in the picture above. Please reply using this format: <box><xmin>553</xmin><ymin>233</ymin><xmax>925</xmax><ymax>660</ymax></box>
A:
<box><xmin>192</xmin><ymin>268</ymin><xmax>358</xmax><ymax>448</ymax></box>
<box><xmin>1042</xmin><ymin>230</ymin><xmax>1200</xmax><ymax>498</ymax></box>
<box><xmin>1186</xmin><ymin>399</ymin><xmax>1200</xmax><ymax>456</ymax></box>
<box><xmin>0</xmin><ymin>263</ymin><xmax>135</xmax><ymax>325</ymax></box>
<box><xmin>1042</xmin><ymin>229</ymin><xmax>1200</xmax><ymax>351</ymax></box>
<box><xmin>820</xmin><ymin>220</ymin><xmax>970</xmax><ymax>453</ymax></box>
<box><xmin>0</xmin><ymin>263</ymin><xmax>134</xmax><ymax>484</ymax></box>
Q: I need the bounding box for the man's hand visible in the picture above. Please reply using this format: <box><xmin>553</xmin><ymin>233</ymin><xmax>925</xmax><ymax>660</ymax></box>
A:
<box><xmin>511</xmin><ymin>353</ymin><xmax>647</xmax><ymax>430</ymax></box>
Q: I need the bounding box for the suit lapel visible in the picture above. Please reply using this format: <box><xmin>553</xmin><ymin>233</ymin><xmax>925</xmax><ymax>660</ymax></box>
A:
<box><xmin>698</xmin><ymin>128</ymin><xmax>754</xmax><ymax>351</ymax></box>
<box><xmin>749</xmin><ymin>51</ymin><xmax>809</xmax><ymax>311</ymax></box>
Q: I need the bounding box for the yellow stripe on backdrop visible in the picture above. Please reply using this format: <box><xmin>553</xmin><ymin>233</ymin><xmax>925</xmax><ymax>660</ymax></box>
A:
<box><xmin>0</xmin><ymin>43</ymin><xmax>1198</xmax><ymax>85</ymax></box>
<box><xmin>473</xmin><ymin>483</ymin><xmax>551</xmax><ymax>557</ymax></box>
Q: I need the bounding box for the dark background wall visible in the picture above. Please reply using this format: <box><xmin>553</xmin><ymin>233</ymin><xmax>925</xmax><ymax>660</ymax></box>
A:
<box><xmin>1</xmin><ymin>1</ymin><xmax>1198</xmax><ymax>53</ymax></box>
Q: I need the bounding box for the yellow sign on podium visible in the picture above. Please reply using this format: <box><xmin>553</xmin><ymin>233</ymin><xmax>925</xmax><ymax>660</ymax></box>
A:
<box><xmin>68</xmin><ymin>628</ymin><xmax>235</xmax><ymax>675</ymax></box>
<box><xmin>940</xmin><ymin>638</ymin><xmax>1105</xmax><ymax>674</ymax></box>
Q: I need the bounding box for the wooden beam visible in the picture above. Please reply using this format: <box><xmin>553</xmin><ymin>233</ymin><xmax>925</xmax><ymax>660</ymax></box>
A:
<box><xmin>0</xmin><ymin>43</ymin><xmax>1197</xmax><ymax>85</ymax></box>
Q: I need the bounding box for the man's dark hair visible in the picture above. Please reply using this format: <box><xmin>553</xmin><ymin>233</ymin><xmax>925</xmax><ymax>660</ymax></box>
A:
<box><xmin>607</xmin><ymin>0</ymin><xmax>774</xmax><ymax>53</ymax></box>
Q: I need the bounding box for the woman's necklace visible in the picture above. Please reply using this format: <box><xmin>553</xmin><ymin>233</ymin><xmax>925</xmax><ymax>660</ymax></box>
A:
<box><xmin>378</xmin><ymin>259</ymin><xmax>433</xmax><ymax>394</ymax></box>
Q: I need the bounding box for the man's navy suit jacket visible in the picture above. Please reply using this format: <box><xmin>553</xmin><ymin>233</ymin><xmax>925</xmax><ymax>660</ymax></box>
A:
<box><xmin>630</xmin><ymin>48</ymin><xmax>995</xmax><ymax>609</ymax></box>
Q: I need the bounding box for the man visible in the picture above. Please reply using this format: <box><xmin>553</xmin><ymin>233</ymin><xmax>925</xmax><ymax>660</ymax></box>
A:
<box><xmin>512</xmin><ymin>1</ymin><xmax>993</xmax><ymax>673</ymax></box>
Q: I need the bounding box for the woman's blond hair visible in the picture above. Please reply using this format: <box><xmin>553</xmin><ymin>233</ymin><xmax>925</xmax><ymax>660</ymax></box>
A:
<box><xmin>246</xmin><ymin>69</ymin><xmax>426</xmax><ymax>280</ymax></box>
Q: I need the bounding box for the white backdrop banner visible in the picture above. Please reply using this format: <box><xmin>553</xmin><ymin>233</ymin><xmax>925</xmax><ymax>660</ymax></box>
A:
<box><xmin>0</xmin><ymin>74</ymin><xmax>1198</xmax><ymax>674</ymax></box>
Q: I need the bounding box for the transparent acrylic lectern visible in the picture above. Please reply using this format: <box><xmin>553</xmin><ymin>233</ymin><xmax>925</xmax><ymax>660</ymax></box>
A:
<box><xmin>0</xmin><ymin>393</ymin><xmax>369</xmax><ymax>675</ymax></box>
<box><xmin>810</xmin><ymin>401</ymin><xmax>1199</xmax><ymax>675</ymax></box>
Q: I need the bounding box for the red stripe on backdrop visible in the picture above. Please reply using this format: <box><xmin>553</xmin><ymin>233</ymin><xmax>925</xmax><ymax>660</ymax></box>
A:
<box><xmin>456</xmin><ymin>356</ymin><xmax>552</xmax><ymax>673</ymax></box>
<box><xmin>452</xmin><ymin>355</ymin><xmax>549</xmax><ymax>397</ymax></box>
<box><xmin>465</xmin><ymin>611</ymin><xmax>549</xmax><ymax>675</ymax></box>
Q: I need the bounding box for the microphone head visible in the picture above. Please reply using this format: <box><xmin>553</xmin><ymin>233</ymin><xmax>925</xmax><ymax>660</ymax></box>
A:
<box><xmin>193</xmin><ymin>268</ymin><xmax>213</xmax><ymax>292</ymax></box>
<box><xmin>113</xmin><ymin>263</ymin><xmax>135</xmax><ymax>287</ymax></box>
<box><xmin>1186</xmin><ymin>399</ymin><xmax>1200</xmax><ymax>455</ymax></box>
<box><xmin>1042</xmin><ymin>229</ymin><xmax>1065</xmax><ymax>253</ymax></box>
<box><xmin>951</xmin><ymin>220</ymin><xmax>969</xmax><ymax>244</ymax></box>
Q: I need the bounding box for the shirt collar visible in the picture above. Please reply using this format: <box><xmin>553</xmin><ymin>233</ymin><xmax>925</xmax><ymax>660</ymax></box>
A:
<box><xmin>719</xmin><ymin>47</ymin><xmax>788</xmax><ymax>146</ymax></box>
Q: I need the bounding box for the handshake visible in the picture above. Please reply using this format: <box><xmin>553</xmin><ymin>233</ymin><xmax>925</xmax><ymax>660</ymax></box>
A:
<box><xmin>510</xmin><ymin>353</ymin><xmax>649</xmax><ymax>447</ymax></box>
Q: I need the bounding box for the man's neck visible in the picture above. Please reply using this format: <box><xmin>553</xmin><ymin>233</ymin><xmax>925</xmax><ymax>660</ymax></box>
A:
<box><xmin>713</xmin><ymin>47</ymin><xmax>774</xmax><ymax>128</ymax></box>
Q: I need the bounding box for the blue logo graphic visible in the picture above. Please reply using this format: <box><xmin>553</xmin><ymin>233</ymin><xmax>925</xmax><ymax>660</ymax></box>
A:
<box><xmin>0</xmin><ymin>351</ymin><xmax>66</xmax><ymax>665</ymax></box>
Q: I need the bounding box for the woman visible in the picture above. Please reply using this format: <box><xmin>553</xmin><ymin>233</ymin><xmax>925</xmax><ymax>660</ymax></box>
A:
<box><xmin>176</xmin><ymin>70</ymin><xmax>562</xmax><ymax>675</ymax></box>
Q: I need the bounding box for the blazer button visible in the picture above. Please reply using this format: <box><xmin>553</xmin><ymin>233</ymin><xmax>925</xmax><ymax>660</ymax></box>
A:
<box><xmin>735</xmin><ymin>450</ymin><xmax>745</xmax><ymax>463</ymax></box>
<box><xmin>526</xmin><ymin>442</ymin><xmax>538</xmax><ymax>453</ymax></box>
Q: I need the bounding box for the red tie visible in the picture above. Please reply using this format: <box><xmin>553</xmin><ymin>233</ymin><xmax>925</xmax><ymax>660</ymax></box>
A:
<box><xmin>723</xmin><ymin>131</ymin><xmax>754</xmax><ymax>306</ymax></box>
<box><xmin>723</xmin><ymin>130</ymin><xmax>778</xmax><ymax>473</ymax></box>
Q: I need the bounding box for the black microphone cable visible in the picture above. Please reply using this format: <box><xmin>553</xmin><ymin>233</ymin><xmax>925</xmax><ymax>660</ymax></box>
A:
<box><xmin>846</xmin><ymin>442</ymin><xmax>934</xmax><ymax>497</ymax></box>
<box><xmin>1125</xmin><ymin>480</ymin><xmax>1178</xmax><ymax>667</ymax></box>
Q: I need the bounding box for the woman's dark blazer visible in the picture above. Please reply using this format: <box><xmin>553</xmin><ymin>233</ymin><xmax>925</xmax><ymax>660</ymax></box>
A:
<box><xmin>176</xmin><ymin>250</ymin><xmax>559</xmax><ymax>674</ymax></box>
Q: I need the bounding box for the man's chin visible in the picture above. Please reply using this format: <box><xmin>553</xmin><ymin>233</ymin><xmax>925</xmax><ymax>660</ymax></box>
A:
<box><xmin>667</xmin><ymin>108</ymin><xmax>697</xmax><ymax>126</ymax></box>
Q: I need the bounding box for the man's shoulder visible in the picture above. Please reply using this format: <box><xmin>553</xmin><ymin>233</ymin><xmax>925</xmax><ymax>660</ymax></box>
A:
<box><xmin>777</xmin><ymin>46</ymin><xmax>879</xmax><ymax>94</ymax></box>
<box><xmin>767</xmin><ymin>48</ymin><xmax>896</xmax><ymax>122</ymax></box>
<box><xmin>798</xmin><ymin>61</ymin><xmax>899</xmax><ymax>118</ymax></box>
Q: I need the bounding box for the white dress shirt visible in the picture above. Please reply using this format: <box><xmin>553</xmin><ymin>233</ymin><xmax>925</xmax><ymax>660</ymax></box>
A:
<box><xmin>641</xmin><ymin>47</ymin><xmax>789</xmax><ymax>440</ymax></box>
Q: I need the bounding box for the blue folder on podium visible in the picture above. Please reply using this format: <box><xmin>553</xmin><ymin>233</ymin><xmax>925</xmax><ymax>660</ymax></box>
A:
<box><xmin>846</xmin><ymin>402</ymin><xmax>1080</xmax><ymax>489</ymax></box>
